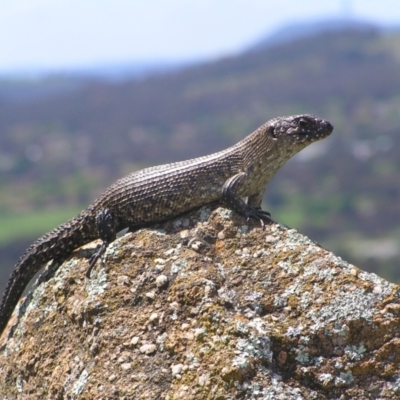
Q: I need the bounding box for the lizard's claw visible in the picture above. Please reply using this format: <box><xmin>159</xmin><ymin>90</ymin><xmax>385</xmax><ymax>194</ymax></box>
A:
<box><xmin>86</xmin><ymin>241</ymin><xmax>108</xmax><ymax>278</ymax></box>
<box><xmin>244</xmin><ymin>207</ymin><xmax>272</xmax><ymax>230</ymax></box>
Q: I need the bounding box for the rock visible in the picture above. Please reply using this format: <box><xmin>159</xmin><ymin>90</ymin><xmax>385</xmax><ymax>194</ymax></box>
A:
<box><xmin>1</xmin><ymin>205</ymin><xmax>400</xmax><ymax>399</ymax></box>
<box><xmin>139</xmin><ymin>343</ymin><xmax>157</xmax><ymax>355</ymax></box>
<box><xmin>155</xmin><ymin>274</ymin><xmax>169</xmax><ymax>288</ymax></box>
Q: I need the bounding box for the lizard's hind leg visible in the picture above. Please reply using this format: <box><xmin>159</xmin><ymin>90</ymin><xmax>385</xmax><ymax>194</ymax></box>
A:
<box><xmin>86</xmin><ymin>209</ymin><xmax>116</xmax><ymax>278</ymax></box>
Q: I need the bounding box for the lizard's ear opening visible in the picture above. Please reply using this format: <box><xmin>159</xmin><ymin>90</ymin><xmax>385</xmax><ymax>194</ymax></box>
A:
<box><xmin>267</xmin><ymin>126</ymin><xmax>277</xmax><ymax>139</ymax></box>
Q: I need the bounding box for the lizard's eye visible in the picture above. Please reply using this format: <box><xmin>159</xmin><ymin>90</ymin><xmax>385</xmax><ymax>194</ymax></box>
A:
<box><xmin>298</xmin><ymin>118</ymin><xmax>309</xmax><ymax>128</ymax></box>
<box><xmin>268</xmin><ymin>126</ymin><xmax>277</xmax><ymax>139</ymax></box>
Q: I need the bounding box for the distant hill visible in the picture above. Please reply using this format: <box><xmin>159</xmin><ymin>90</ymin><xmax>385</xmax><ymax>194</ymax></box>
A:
<box><xmin>249</xmin><ymin>18</ymin><xmax>380</xmax><ymax>50</ymax></box>
<box><xmin>1</xmin><ymin>23</ymin><xmax>400</xmax><ymax>293</ymax></box>
<box><xmin>0</xmin><ymin>60</ymin><xmax>190</xmax><ymax>104</ymax></box>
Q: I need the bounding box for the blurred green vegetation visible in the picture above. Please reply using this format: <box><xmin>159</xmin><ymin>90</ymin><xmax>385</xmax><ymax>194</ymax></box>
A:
<box><xmin>0</xmin><ymin>208</ymin><xmax>83</xmax><ymax>245</ymax></box>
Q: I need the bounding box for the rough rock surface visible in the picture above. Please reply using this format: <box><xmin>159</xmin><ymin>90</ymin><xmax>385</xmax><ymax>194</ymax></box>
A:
<box><xmin>1</xmin><ymin>206</ymin><xmax>400</xmax><ymax>399</ymax></box>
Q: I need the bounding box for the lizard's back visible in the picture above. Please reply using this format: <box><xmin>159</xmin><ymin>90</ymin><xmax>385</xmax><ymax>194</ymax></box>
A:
<box><xmin>93</xmin><ymin>146</ymin><xmax>243</xmax><ymax>230</ymax></box>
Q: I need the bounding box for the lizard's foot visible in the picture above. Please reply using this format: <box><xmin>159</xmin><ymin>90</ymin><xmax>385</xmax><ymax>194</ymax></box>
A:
<box><xmin>243</xmin><ymin>206</ymin><xmax>272</xmax><ymax>229</ymax></box>
<box><xmin>86</xmin><ymin>241</ymin><xmax>108</xmax><ymax>278</ymax></box>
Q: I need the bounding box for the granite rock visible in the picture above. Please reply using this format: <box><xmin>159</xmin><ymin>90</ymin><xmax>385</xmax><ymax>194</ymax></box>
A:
<box><xmin>1</xmin><ymin>206</ymin><xmax>400</xmax><ymax>399</ymax></box>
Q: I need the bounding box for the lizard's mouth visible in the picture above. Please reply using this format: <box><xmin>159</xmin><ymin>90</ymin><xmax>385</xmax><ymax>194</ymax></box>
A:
<box><xmin>290</xmin><ymin>132</ymin><xmax>331</xmax><ymax>144</ymax></box>
<box><xmin>308</xmin><ymin>129</ymin><xmax>332</xmax><ymax>141</ymax></box>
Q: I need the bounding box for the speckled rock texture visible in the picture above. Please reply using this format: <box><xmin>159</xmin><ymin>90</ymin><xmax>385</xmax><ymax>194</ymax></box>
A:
<box><xmin>1</xmin><ymin>206</ymin><xmax>400</xmax><ymax>399</ymax></box>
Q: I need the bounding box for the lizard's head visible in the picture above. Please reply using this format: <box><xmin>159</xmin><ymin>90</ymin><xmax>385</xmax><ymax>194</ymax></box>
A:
<box><xmin>266</xmin><ymin>114</ymin><xmax>333</xmax><ymax>144</ymax></box>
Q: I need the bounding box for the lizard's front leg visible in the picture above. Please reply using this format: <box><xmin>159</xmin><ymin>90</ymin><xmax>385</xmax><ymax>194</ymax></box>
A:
<box><xmin>221</xmin><ymin>173</ymin><xmax>272</xmax><ymax>228</ymax></box>
<box><xmin>86</xmin><ymin>209</ymin><xmax>116</xmax><ymax>277</ymax></box>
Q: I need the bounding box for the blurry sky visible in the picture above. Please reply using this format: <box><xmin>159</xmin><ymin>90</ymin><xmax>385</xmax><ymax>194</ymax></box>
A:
<box><xmin>1</xmin><ymin>0</ymin><xmax>400</xmax><ymax>71</ymax></box>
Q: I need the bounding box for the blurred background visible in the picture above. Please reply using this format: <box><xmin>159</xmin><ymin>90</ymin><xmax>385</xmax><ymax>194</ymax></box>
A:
<box><xmin>1</xmin><ymin>0</ymin><xmax>400</xmax><ymax>294</ymax></box>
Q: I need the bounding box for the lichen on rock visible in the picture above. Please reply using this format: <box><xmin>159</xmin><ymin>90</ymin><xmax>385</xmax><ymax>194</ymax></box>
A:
<box><xmin>1</xmin><ymin>205</ymin><xmax>400</xmax><ymax>399</ymax></box>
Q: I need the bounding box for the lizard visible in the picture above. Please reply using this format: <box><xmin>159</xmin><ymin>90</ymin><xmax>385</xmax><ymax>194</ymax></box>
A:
<box><xmin>0</xmin><ymin>114</ymin><xmax>333</xmax><ymax>336</ymax></box>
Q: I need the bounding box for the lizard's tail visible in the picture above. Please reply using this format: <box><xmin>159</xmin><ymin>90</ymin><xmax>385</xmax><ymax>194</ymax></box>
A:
<box><xmin>0</xmin><ymin>211</ymin><xmax>96</xmax><ymax>337</ymax></box>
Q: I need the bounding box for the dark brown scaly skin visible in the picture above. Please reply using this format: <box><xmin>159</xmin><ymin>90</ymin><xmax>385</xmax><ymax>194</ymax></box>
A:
<box><xmin>0</xmin><ymin>114</ymin><xmax>333</xmax><ymax>336</ymax></box>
